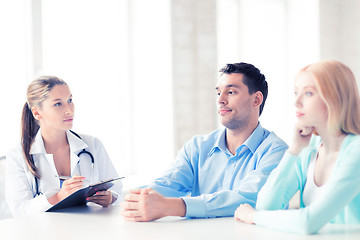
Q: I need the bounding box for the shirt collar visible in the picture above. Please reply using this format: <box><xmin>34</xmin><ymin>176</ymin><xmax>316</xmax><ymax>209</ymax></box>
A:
<box><xmin>208</xmin><ymin>127</ymin><xmax>228</xmax><ymax>156</ymax></box>
<box><xmin>29</xmin><ymin>129</ymin><xmax>88</xmax><ymax>155</ymax></box>
<box><xmin>209</xmin><ymin>123</ymin><xmax>265</xmax><ymax>156</ymax></box>
<box><xmin>243</xmin><ymin>123</ymin><xmax>265</xmax><ymax>154</ymax></box>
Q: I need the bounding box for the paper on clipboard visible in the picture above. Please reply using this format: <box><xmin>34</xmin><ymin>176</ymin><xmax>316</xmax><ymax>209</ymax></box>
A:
<box><xmin>46</xmin><ymin>177</ymin><xmax>124</xmax><ymax>212</ymax></box>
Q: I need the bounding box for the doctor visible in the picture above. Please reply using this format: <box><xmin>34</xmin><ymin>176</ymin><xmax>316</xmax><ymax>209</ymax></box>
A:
<box><xmin>6</xmin><ymin>76</ymin><xmax>122</xmax><ymax>217</ymax></box>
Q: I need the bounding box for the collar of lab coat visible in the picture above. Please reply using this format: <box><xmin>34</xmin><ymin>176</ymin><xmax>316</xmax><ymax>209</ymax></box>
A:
<box><xmin>29</xmin><ymin>129</ymin><xmax>89</xmax><ymax>175</ymax></box>
<box><xmin>29</xmin><ymin>129</ymin><xmax>88</xmax><ymax>155</ymax></box>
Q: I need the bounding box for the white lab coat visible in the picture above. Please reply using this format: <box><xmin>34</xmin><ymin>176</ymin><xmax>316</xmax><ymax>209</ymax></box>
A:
<box><xmin>5</xmin><ymin>129</ymin><xmax>123</xmax><ymax>217</ymax></box>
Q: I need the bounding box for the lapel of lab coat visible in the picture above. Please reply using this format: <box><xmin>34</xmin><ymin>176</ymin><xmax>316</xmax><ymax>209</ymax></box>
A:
<box><xmin>29</xmin><ymin>129</ymin><xmax>56</xmax><ymax>175</ymax></box>
<box><xmin>65</xmin><ymin>130</ymin><xmax>89</xmax><ymax>175</ymax></box>
<box><xmin>29</xmin><ymin>129</ymin><xmax>89</xmax><ymax>176</ymax></box>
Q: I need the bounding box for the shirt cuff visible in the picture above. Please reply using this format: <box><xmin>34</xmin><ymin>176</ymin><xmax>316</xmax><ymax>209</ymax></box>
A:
<box><xmin>254</xmin><ymin>210</ymin><xmax>267</xmax><ymax>226</ymax></box>
<box><xmin>181</xmin><ymin>196</ymin><xmax>206</xmax><ymax>218</ymax></box>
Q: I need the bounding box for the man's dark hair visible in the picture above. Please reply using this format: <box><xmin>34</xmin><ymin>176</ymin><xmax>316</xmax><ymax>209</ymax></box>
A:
<box><xmin>219</xmin><ymin>62</ymin><xmax>268</xmax><ymax>116</ymax></box>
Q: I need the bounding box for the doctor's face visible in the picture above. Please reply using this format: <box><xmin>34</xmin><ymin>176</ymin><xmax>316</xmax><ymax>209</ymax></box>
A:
<box><xmin>34</xmin><ymin>84</ymin><xmax>75</xmax><ymax>132</ymax></box>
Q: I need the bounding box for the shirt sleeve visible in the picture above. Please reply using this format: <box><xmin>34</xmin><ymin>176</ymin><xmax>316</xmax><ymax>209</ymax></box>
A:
<box><xmin>5</xmin><ymin>146</ymin><xmax>52</xmax><ymax>217</ymax></box>
<box><xmin>254</xmin><ymin>139</ymin><xmax>360</xmax><ymax>234</ymax></box>
<box><xmin>149</xmin><ymin>143</ymin><xmax>194</xmax><ymax>198</ymax></box>
<box><xmin>182</xmin><ymin>144</ymin><xmax>287</xmax><ymax>218</ymax></box>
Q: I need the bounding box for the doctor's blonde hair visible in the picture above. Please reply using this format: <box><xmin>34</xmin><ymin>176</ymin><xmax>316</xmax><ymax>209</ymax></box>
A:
<box><xmin>299</xmin><ymin>60</ymin><xmax>360</xmax><ymax>135</ymax></box>
<box><xmin>21</xmin><ymin>76</ymin><xmax>67</xmax><ymax>178</ymax></box>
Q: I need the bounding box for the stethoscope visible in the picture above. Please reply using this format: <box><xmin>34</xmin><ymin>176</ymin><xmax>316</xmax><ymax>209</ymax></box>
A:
<box><xmin>34</xmin><ymin>130</ymin><xmax>94</xmax><ymax>196</ymax></box>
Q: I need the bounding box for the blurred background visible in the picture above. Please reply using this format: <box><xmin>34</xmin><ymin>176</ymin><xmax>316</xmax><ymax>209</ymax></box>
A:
<box><xmin>1</xmin><ymin>0</ymin><xmax>360</xmax><ymax>191</ymax></box>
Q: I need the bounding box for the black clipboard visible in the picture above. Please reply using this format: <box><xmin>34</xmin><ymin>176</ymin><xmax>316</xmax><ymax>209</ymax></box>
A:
<box><xmin>46</xmin><ymin>177</ymin><xmax>124</xmax><ymax>212</ymax></box>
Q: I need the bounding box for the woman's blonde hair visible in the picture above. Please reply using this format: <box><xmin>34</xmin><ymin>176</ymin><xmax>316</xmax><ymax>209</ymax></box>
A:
<box><xmin>22</xmin><ymin>76</ymin><xmax>67</xmax><ymax>177</ymax></box>
<box><xmin>299</xmin><ymin>60</ymin><xmax>360</xmax><ymax>135</ymax></box>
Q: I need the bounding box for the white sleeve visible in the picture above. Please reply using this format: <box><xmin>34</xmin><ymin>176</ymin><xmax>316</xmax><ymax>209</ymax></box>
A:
<box><xmin>5</xmin><ymin>146</ymin><xmax>52</xmax><ymax>217</ymax></box>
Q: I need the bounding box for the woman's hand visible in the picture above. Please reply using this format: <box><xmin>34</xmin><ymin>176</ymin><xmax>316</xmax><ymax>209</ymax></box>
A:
<box><xmin>234</xmin><ymin>203</ymin><xmax>255</xmax><ymax>224</ymax></box>
<box><xmin>87</xmin><ymin>190</ymin><xmax>113</xmax><ymax>207</ymax></box>
<box><xmin>288</xmin><ymin>123</ymin><xmax>314</xmax><ymax>155</ymax></box>
<box><xmin>57</xmin><ymin>176</ymin><xmax>85</xmax><ymax>200</ymax></box>
<box><xmin>48</xmin><ymin>176</ymin><xmax>85</xmax><ymax>205</ymax></box>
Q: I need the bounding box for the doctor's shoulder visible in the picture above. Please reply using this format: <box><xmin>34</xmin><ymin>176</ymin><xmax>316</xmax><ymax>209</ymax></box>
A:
<box><xmin>5</xmin><ymin>143</ymin><xmax>30</xmax><ymax>172</ymax></box>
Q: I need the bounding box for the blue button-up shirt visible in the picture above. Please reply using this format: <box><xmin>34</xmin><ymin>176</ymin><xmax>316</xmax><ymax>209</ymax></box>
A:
<box><xmin>150</xmin><ymin>123</ymin><xmax>288</xmax><ymax>218</ymax></box>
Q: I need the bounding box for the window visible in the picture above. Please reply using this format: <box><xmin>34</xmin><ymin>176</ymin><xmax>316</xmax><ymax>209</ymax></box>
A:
<box><xmin>0</xmin><ymin>0</ymin><xmax>173</xmax><ymax>188</ymax></box>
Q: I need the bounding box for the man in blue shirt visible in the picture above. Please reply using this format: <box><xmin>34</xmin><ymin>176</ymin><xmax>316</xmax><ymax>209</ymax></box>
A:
<box><xmin>121</xmin><ymin>62</ymin><xmax>288</xmax><ymax>221</ymax></box>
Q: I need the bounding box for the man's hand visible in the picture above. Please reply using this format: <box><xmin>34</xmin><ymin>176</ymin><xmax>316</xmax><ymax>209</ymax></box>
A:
<box><xmin>234</xmin><ymin>203</ymin><xmax>255</xmax><ymax>224</ymax></box>
<box><xmin>121</xmin><ymin>188</ymin><xmax>186</xmax><ymax>222</ymax></box>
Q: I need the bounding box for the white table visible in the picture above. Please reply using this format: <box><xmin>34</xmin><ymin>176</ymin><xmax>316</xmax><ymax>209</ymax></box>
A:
<box><xmin>1</xmin><ymin>204</ymin><xmax>360</xmax><ymax>240</ymax></box>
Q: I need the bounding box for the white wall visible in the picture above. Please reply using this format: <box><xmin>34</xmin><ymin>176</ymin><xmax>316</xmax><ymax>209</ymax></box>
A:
<box><xmin>171</xmin><ymin>0</ymin><xmax>218</xmax><ymax>152</ymax></box>
<box><xmin>217</xmin><ymin>0</ymin><xmax>319</xmax><ymax>144</ymax></box>
<box><xmin>1</xmin><ymin>0</ymin><xmax>360</xmax><ymax>192</ymax></box>
<box><xmin>0</xmin><ymin>1</ymin><xmax>32</xmax><ymax>156</ymax></box>
<box><xmin>319</xmin><ymin>0</ymin><xmax>360</xmax><ymax>86</ymax></box>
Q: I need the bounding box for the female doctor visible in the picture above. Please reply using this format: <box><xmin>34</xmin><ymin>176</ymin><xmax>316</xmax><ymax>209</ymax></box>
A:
<box><xmin>6</xmin><ymin>76</ymin><xmax>122</xmax><ymax>217</ymax></box>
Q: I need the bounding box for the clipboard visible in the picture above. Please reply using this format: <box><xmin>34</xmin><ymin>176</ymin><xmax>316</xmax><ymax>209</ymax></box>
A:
<box><xmin>46</xmin><ymin>177</ymin><xmax>124</xmax><ymax>212</ymax></box>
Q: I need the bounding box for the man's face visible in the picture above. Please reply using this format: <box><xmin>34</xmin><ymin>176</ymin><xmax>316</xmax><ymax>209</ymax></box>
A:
<box><xmin>215</xmin><ymin>73</ymin><xmax>256</xmax><ymax>130</ymax></box>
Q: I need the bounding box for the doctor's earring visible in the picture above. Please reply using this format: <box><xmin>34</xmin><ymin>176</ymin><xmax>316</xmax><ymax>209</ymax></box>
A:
<box><xmin>31</xmin><ymin>107</ymin><xmax>41</xmax><ymax>120</ymax></box>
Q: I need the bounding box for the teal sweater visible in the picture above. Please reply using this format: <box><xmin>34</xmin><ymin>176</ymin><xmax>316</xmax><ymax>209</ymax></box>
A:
<box><xmin>254</xmin><ymin>135</ymin><xmax>360</xmax><ymax>234</ymax></box>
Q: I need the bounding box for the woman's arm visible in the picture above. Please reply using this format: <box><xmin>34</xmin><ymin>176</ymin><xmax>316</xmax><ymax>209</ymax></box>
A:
<box><xmin>256</xmin><ymin>152</ymin><xmax>303</xmax><ymax>210</ymax></box>
<box><xmin>254</xmin><ymin>137</ymin><xmax>360</xmax><ymax>234</ymax></box>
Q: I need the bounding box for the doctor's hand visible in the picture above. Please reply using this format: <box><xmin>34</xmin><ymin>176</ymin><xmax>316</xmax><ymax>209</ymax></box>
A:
<box><xmin>86</xmin><ymin>190</ymin><xmax>113</xmax><ymax>207</ymax></box>
<box><xmin>234</xmin><ymin>203</ymin><xmax>255</xmax><ymax>224</ymax></box>
<box><xmin>121</xmin><ymin>188</ymin><xmax>186</xmax><ymax>222</ymax></box>
<box><xmin>48</xmin><ymin>176</ymin><xmax>85</xmax><ymax>205</ymax></box>
<box><xmin>288</xmin><ymin>123</ymin><xmax>314</xmax><ymax>156</ymax></box>
<box><xmin>58</xmin><ymin>176</ymin><xmax>85</xmax><ymax>200</ymax></box>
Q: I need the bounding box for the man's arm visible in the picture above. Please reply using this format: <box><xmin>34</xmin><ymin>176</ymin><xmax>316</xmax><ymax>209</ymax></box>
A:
<box><xmin>147</xmin><ymin>143</ymin><xmax>196</xmax><ymax>198</ymax></box>
<box><xmin>122</xmin><ymin>144</ymin><xmax>287</xmax><ymax>221</ymax></box>
<box><xmin>182</xmin><ymin>144</ymin><xmax>287</xmax><ymax>218</ymax></box>
<box><xmin>121</xmin><ymin>138</ymin><xmax>197</xmax><ymax>221</ymax></box>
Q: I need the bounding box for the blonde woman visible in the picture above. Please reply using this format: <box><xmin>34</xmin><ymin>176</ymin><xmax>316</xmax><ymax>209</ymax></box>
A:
<box><xmin>234</xmin><ymin>60</ymin><xmax>360</xmax><ymax>234</ymax></box>
<box><xmin>6</xmin><ymin>76</ymin><xmax>122</xmax><ymax>217</ymax></box>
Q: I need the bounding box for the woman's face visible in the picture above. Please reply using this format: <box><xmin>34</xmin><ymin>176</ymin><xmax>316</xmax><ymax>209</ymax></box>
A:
<box><xmin>294</xmin><ymin>72</ymin><xmax>328</xmax><ymax>130</ymax></box>
<box><xmin>33</xmin><ymin>84</ymin><xmax>74</xmax><ymax>132</ymax></box>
